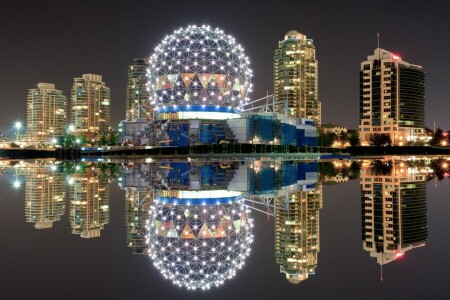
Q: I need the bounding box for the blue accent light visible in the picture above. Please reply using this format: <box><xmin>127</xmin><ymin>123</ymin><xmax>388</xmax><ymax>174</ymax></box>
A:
<box><xmin>156</xmin><ymin>105</ymin><xmax>236</xmax><ymax>114</ymax></box>
<box><xmin>157</xmin><ymin>196</ymin><xmax>240</xmax><ymax>205</ymax></box>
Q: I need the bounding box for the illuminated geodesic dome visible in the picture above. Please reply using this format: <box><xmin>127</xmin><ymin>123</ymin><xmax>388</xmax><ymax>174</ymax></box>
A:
<box><xmin>146</xmin><ymin>194</ymin><xmax>253</xmax><ymax>290</ymax></box>
<box><xmin>148</xmin><ymin>25</ymin><xmax>253</xmax><ymax>113</ymax></box>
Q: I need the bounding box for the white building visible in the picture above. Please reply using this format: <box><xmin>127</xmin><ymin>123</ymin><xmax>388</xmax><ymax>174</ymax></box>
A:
<box><xmin>26</xmin><ymin>83</ymin><xmax>67</xmax><ymax>144</ymax></box>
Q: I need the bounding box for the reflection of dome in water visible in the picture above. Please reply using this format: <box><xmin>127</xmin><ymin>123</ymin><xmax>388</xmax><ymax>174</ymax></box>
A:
<box><xmin>148</xmin><ymin>25</ymin><xmax>253</xmax><ymax>110</ymax></box>
<box><xmin>146</xmin><ymin>198</ymin><xmax>253</xmax><ymax>290</ymax></box>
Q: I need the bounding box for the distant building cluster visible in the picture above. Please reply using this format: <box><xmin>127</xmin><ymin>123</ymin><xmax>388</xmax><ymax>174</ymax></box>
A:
<box><xmin>23</xmin><ymin>74</ymin><xmax>110</xmax><ymax>145</ymax></box>
<box><xmin>17</xmin><ymin>163</ymin><xmax>110</xmax><ymax>238</ymax></box>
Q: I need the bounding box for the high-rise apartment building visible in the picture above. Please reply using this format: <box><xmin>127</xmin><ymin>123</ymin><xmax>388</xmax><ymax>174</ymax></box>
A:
<box><xmin>126</xmin><ymin>58</ymin><xmax>150</xmax><ymax>121</ymax></box>
<box><xmin>275</xmin><ymin>184</ymin><xmax>322</xmax><ymax>284</ymax></box>
<box><xmin>26</xmin><ymin>83</ymin><xmax>67</xmax><ymax>144</ymax></box>
<box><xmin>360</xmin><ymin>160</ymin><xmax>427</xmax><ymax>265</ymax></box>
<box><xmin>22</xmin><ymin>164</ymin><xmax>66</xmax><ymax>229</ymax></box>
<box><xmin>274</xmin><ymin>30</ymin><xmax>321</xmax><ymax>125</ymax></box>
<box><xmin>69</xmin><ymin>167</ymin><xmax>110</xmax><ymax>238</ymax></box>
<box><xmin>359</xmin><ymin>49</ymin><xmax>425</xmax><ymax>145</ymax></box>
<box><xmin>71</xmin><ymin>74</ymin><xmax>110</xmax><ymax>141</ymax></box>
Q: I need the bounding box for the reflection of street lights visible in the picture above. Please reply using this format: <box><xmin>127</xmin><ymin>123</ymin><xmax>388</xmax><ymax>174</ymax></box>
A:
<box><xmin>68</xmin><ymin>124</ymin><xmax>75</xmax><ymax>133</ymax></box>
<box><xmin>74</xmin><ymin>138</ymin><xmax>81</xmax><ymax>148</ymax></box>
<box><xmin>15</xmin><ymin>122</ymin><xmax>22</xmax><ymax>143</ymax></box>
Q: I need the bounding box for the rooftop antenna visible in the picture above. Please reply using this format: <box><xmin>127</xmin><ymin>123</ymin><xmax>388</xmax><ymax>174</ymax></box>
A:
<box><xmin>377</xmin><ymin>32</ymin><xmax>381</xmax><ymax>60</ymax></box>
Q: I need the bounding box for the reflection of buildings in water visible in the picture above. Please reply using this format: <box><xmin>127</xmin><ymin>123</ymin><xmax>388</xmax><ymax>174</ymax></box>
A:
<box><xmin>22</xmin><ymin>165</ymin><xmax>66</xmax><ymax>229</ymax></box>
<box><xmin>125</xmin><ymin>187</ymin><xmax>153</xmax><ymax>254</ymax></box>
<box><xmin>122</xmin><ymin>162</ymin><xmax>253</xmax><ymax>290</ymax></box>
<box><xmin>120</xmin><ymin>161</ymin><xmax>321</xmax><ymax>288</ymax></box>
<box><xmin>274</xmin><ymin>162</ymin><xmax>322</xmax><ymax>284</ymax></box>
<box><xmin>360</xmin><ymin>161</ymin><xmax>428</xmax><ymax>266</ymax></box>
<box><xmin>70</xmin><ymin>168</ymin><xmax>110</xmax><ymax>238</ymax></box>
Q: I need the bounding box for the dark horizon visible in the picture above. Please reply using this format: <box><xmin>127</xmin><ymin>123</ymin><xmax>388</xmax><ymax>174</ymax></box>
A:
<box><xmin>1</xmin><ymin>0</ymin><xmax>449</xmax><ymax>134</ymax></box>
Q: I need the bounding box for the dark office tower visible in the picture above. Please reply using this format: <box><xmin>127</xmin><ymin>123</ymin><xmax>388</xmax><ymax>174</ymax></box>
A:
<box><xmin>69</xmin><ymin>167</ymin><xmax>110</xmax><ymax>238</ymax></box>
<box><xmin>359</xmin><ymin>49</ymin><xmax>425</xmax><ymax>145</ymax></box>
<box><xmin>274</xmin><ymin>30</ymin><xmax>321</xmax><ymax>125</ymax></box>
<box><xmin>126</xmin><ymin>58</ymin><xmax>150</xmax><ymax>121</ymax></box>
<box><xmin>360</xmin><ymin>160</ymin><xmax>428</xmax><ymax>265</ymax></box>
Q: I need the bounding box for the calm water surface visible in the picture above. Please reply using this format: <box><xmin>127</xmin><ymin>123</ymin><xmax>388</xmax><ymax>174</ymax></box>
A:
<box><xmin>0</xmin><ymin>158</ymin><xmax>449</xmax><ymax>300</ymax></box>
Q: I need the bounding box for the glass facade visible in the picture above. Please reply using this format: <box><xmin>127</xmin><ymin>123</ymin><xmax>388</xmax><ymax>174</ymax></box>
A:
<box><xmin>360</xmin><ymin>160</ymin><xmax>427</xmax><ymax>265</ymax></box>
<box><xmin>398</xmin><ymin>66</ymin><xmax>425</xmax><ymax>128</ymax></box>
<box><xmin>359</xmin><ymin>49</ymin><xmax>425</xmax><ymax>145</ymax></box>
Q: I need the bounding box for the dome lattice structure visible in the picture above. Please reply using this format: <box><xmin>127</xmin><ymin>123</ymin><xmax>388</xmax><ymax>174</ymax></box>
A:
<box><xmin>146</xmin><ymin>199</ymin><xmax>253</xmax><ymax>290</ymax></box>
<box><xmin>148</xmin><ymin>25</ymin><xmax>253</xmax><ymax>111</ymax></box>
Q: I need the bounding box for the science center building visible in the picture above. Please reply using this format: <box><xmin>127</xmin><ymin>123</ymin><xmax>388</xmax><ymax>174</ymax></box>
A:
<box><xmin>120</xmin><ymin>25</ymin><xmax>317</xmax><ymax>147</ymax></box>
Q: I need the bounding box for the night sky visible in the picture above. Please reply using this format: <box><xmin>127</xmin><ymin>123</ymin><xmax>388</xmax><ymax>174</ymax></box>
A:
<box><xmin>1</xmin><ymin>0</ymin><xmax>449</xmax><ymax>133</ymax></box>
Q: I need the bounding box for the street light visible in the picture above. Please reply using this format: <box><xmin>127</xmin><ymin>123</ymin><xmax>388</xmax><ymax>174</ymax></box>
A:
<box><xmin>15</xmin><ymin>121</ymin><xmax>22</xmax><ymax>143</ymax></box>
<box><xmin>13</xmin><ymin>180</ymin><xmax>21</xmax><ymax>189</ymax></box>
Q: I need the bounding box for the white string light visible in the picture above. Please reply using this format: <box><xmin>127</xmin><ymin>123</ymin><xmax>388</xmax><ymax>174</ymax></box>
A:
<box><xmin>146</xmin><ymin>200</ymin><xmax>253</xmax><ymax>290</ymax></box>
<box><xmin>148</xmin><ymin>25</ymin><xmax>253</xmax><ymax>109</ymax></box>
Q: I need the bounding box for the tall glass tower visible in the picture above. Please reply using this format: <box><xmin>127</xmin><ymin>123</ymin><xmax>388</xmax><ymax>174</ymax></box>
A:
<box><xmin>274</xmin><ymin>30</ymin><xmax>321</xmax><ymax>125</ymax></box>
<box><xmin>359</xmin><ymin>49</ymin><xmax>425</xmax><ymax>145</ymax></box>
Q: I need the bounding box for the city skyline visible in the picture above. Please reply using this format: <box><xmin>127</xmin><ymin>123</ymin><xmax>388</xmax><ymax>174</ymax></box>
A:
<box><xmin>1</xmin><ymin>1</ymin><xmax>449</xmax><ymax>134</ymax></box>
